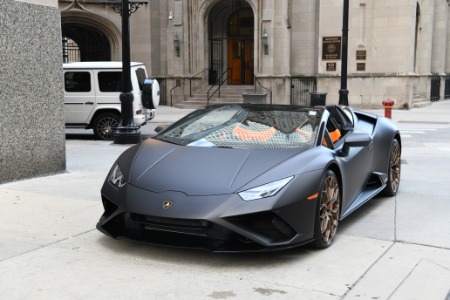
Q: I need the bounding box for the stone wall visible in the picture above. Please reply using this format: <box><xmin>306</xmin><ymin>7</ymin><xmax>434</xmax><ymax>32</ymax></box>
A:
<box><xmin>0</xmin><ymin>0</ymin><xmax>65</xmax><ymax>183</ymax></box>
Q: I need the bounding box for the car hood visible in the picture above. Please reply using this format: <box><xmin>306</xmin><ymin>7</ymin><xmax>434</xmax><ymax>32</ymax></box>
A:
<box><xmin>129</xmin><ymin>138</ymin><xmax>303</xmax><ymax>195</ymax></box>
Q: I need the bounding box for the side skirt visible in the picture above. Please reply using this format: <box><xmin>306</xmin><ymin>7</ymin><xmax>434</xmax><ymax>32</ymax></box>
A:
<box><xmin>340</xmin><ymin>172</ymin><xmax>387</xmax><ymax>220</ymax></box>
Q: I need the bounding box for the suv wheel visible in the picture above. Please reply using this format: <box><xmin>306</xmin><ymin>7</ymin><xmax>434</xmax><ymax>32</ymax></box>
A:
<box><xmin>93</xmin><ymin>112</ymin><xmax>120</xmax><ymax>140</ymax></box>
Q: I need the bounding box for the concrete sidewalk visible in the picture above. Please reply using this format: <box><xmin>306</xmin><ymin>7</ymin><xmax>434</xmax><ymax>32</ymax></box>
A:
<box><xmin>1</xmin><ymin>101</ymin><xmax>449</xmax><ymax>299</ymax></box>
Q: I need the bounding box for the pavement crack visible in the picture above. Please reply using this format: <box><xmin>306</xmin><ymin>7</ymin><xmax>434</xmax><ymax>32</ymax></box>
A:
<box><xmin>386</xmin><ymin>259</ymin><xmax>421</xmax><ymax>300</ymax></box>
<box><xmin>394</xmin><ymin>194</ymin><xmax>398</xmax><ymax>242</ymax></box>
<box><xmin>340</xmin><ymin>242</ymin><xmax>396</xmax><ymax>300</ymax></box>
<box><xmin>385</xmin><ymin>258</ymin><xmax>450</xmax><ymax>300</ymax></box>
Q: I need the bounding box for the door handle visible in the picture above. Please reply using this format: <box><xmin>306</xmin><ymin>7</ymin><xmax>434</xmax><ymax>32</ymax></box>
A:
<box><xmin>85</xmin><ymin>101</ymin><xmax>94</xmax><ymax>105</ymax></box>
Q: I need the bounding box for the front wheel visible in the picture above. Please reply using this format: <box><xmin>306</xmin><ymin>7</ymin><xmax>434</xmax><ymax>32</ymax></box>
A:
<box><xmin>312</xmin><ymin>170</ymin><xmax>341</xmax><ymax>249</ymax></box>
<box><xmin>382</xmin><ymin>139</ymin><xmax>401</xmax><ymax>196</ymax></box>
<box><xmin>92</xmin><ymin>112</ymin><xmax>120</xmax><ymax>140</ymax></box>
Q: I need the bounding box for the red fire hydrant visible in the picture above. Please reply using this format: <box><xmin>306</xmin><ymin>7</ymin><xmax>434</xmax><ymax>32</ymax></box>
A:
<box><xmin>382</xmin><ymin>100</ymin><xmax>395</xmax><ymax>119</ymax></box>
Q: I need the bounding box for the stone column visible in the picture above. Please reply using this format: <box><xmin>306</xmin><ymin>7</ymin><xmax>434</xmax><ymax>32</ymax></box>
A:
<box><xmin>431</xmin><ymin>0</ymin><xmax>449</xmax><ymax>73</ymax></box>
<box><xmin>446</xmin><ymin>1</ymin><xmax>450</xmax><ymax>73</ymax></box>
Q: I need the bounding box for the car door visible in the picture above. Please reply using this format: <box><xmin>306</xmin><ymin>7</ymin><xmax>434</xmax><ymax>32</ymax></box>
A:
<box><xmin>64</xmin><ymin>71</ymin><xmax>95</xmax><ymax>124</ymax></box>
<box><xmin>334</xmin><ymin>129</ymin><xmax>375</xmax><ymax>213</ymax></box>
<box><xmin>322</xmin><ymin>110</ymin><xmax>375</xmax><ymax>214</ymax></box>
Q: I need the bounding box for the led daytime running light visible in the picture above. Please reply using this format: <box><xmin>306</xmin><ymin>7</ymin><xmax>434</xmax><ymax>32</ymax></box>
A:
<box><xmin>239</xmin><ymin>176</ymin><xmax>294</xmax><ymax>201</ymax></box>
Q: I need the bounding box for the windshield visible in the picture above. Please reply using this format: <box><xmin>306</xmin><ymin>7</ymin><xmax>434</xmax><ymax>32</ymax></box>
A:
<box><xmin>154</xmin><ymin>105</ymin><xmax>322</xmax><ymax>150</ymax></box>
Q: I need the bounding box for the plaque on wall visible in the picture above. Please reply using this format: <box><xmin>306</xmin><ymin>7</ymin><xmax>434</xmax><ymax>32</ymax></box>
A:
<box><xmin>322</xmin><ymin>37</ymin><xmax>341</xmax><ymax>60</ymax></box>
<box><xmin>356</xmin><ymin>50</ymin><xmax>366</xmax><ymax>60</ymax></box>
<box><xmin>326</xmin><ymin>62</ymin><xmax>336</xmax><ymax>71</ymax></box>
<box><xmin>357</xmin><ymin>63</ymin><xmax>366</xmax><ymax>71</ymax></box>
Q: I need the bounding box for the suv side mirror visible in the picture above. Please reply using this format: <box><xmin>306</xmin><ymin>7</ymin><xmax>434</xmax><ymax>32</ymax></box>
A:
<box><xmin>142</xmin><ymin>78</ymin><xmax>160</xmax><ymax>109</ymax></box>
<box><xmin>341</xmin><ymin>132</ymin><xmax>372</xmax><ymax>156</ymax></box>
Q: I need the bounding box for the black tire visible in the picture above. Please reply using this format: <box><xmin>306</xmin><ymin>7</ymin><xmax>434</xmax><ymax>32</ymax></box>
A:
<box><xmin>92</xmin><ymin>112</ymin><xmax>120</xmax><ymax>140</ymax></box>
<box><xmin>312</xmin><ymin>169</ymin><xmax>341</xmax><ymax>249</ymax></box>
<box><xmin>382</xmin><ymin>139</ymin><xmax>401</xmax><ymax>196</ymax></box>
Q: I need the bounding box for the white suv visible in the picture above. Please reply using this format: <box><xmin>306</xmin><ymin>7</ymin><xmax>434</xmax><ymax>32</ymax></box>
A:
<box><xmin>63</xmin><ymin>62</ymin><xmax>158</xmax><ymax>140</ymax></box>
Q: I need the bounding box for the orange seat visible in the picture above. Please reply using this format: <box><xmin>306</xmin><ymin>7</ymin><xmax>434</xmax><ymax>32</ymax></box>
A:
<box><xmin>329</xmin><ymin>129</ymin><xmax>341</xmax><ymax>143</ymax></box>
<box><xmin>322</xmin><ymin>129</ymin><xmax>341</xmax><ymax>147</ymax></box>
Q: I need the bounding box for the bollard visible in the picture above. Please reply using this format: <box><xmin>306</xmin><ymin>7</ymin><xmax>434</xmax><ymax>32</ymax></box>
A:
<box><xmin>382</xmin><ymin>99</ymin><xmax>394</xmax><ymax>119</ymax></box>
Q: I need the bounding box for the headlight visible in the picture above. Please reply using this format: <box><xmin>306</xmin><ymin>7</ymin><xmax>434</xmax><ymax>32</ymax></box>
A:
<box><xmin>239</xmin><ymin>176</ymin><xmax>294</xmax><ymax>201</ymax></box>
<box><xmin>108</xmin><ymin>163</ymin><xmax>126</xmax><ymax>188</ymax></box>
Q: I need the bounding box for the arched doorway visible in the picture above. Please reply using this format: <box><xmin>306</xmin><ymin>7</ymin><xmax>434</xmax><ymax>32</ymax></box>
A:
<box><xmin>61</xmin><ymin>10</ymin><xmax>120</xmax><ymax>63</ymax></box>
<box><xmin>62</xmin><ymin>23</ymin><xmax>111</xmax><ymax>62</ymax></box>
<box><xmin>209</xmin><ymin>0</ymin><xmax>254</xmax><ymax>85</ymax></box>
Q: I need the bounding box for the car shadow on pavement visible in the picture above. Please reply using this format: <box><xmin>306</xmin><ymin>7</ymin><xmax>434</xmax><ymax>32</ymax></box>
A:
<box><xmin>95</xmin><ymin>234</ymin><xmax>314</xmax><ymax>266</ymax></box>
<box><xmin>65</xmin><ymin>133</ymin><xmax>97</xmax><ymax>140</ymax></box>
<box><xmin>338</xmin><ymin>194</ymin><xmax>394</xmax><ymax>238</ymax></box>
<box><xmin>65</xmin><ymin>134</ymin><xmax>154</xmax><ymax>141</ymax></box>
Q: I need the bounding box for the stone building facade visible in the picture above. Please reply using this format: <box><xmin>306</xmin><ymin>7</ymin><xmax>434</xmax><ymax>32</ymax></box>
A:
<box><xmin>59</xmin><ymin>0</ymin><xmax>450</xmax><ymax>108</ymax></box>
<box><xmin>0</xmin><ymin>0</ymin><xmax>65</xmax><ymax>183</ymax></box>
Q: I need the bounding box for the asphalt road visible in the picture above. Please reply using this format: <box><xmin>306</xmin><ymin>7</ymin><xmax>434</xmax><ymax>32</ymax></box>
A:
<box><xmin>2</xmin><ymin>113</ymin><xmax>450</xmax><ymax>299</ymax></box>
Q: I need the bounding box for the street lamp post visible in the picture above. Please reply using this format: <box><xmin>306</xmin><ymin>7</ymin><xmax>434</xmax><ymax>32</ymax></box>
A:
<box><xmin>106</xmin><ymin>0</ymin><xmax>148</xmax><ymax>144</ymax></box>
<box><xmin>339</xmin><ymin>0</ymin><xmax>349</xmax><ymax>106</ymax></box>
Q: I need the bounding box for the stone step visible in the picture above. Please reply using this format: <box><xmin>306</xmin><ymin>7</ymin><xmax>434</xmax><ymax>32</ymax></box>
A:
<box><xmin>412</xmin><ymin>97</ymin><xmax>431</xmax><ymax>109</ymax></box>
<box><xmin>195</xmin><ymin>85</ymin><xmax>254</xmax><ymax>95</ymax></box>
<box><xmin>176</xmin><ymin>85</ymin><xmax>257</xmax><ymax>108</ymax></box>
<box><xmin>175</xmin><ymin>97</ymin><xmax>244</xmax><ymax>109</ymax></box>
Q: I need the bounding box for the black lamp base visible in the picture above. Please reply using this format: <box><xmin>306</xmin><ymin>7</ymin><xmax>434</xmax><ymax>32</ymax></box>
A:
<box><xmin>113</xmin><ymin>126</ymin><xmax>142</xmax><ymax>144</ymax></box>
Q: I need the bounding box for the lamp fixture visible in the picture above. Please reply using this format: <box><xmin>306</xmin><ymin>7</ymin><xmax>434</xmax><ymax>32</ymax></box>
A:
<box><xmin>262</xmin><ymin>29</ymin><xmax>269</xmax><ymax>55</ymax></box>
<box><xmin>174</xmin><ymin>33</ymin><xmax>180</xmax><ymax>57</ymax></box>
<box><xmin>102</xmin><ymin>0</ymin><xmax>148</xmax><ymax>15</ymax></box>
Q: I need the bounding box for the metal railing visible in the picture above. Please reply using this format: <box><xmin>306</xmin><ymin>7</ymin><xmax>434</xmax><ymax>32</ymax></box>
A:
<box><xmin>169</xmin><ymin>68</ymin><xmax>208</xmax><ymax>107</ymax></box>
<box><xmin>207</xmin><ymin>68</ymin><xmax>230</xmax><ymax>106</ymax></box>
<box><xmin>254</xmin><ymin>76</ymin><xmax>273</xmax><ymax>104</ymax></box>
<box><xmin>445</xmin><ymin>74</ymin><xmax>450</xmax><ymax>100</ymax></box>
<box><xmin>430</xmin><ymin>73</ymin><xmax>440</xmax><ymax>102</ymax></box>
<box><xmin>153</xmin><ymin>78</ymin><xmax>167</xmax><ymax>106</ymax></box>
<box><xmin>291</xmin><ymin>77</ymin><xmax>317</xmax><ymax>106</ymax></box>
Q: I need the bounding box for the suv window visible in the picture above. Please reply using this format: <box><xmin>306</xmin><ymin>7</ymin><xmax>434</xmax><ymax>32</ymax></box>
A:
<box><xmin>98</xmin><ymin>71</ymin><xmax>122</xmax><ymax>92</ymax></box>
<box><xmin>65</xmin><ymin>72</ymin><xmax>91</xmax><ymax>92</ymax></box>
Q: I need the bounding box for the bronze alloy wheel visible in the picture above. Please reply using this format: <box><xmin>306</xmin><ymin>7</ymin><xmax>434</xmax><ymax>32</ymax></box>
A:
<box><xmin>313</xmin><ymin>170</ymin><xmax>340</xmax><ymax>248</ymax></box>
<box><xmin>383</xmin><ymin>139</ymin><xmax>401</xmax><ymax>196</ymax></box>
<box><xmin>389</xmin><ymin>140</ymin><xmax>401</xmax><ymax>193</ymax></box>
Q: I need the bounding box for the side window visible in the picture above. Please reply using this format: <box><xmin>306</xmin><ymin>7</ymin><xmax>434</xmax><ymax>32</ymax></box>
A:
<box><xmin>64</xmin><ymin>72</ymin><xmax>91</xmax><ymax>92</ymax></box>
<box><xmin>98</xmin><ymin>71</ymin><xmax>122</xmax><ymax>92</ymax></box>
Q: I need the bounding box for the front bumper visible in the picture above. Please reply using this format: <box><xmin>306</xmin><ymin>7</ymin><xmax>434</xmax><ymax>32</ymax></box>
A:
<box><xmin>97</xmin><ymin>183</ymin><xmax>317</xmax><ymax>252</ymax></box>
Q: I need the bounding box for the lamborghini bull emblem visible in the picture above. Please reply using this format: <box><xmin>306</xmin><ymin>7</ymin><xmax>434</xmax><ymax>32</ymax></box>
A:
<box><xmin>163</xmin><ymin>201</ymin><xmax>173</xmax><ymax>209</ymax></box>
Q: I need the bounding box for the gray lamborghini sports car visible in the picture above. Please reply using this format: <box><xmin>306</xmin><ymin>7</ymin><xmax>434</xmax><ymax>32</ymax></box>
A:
<box><xmin>97</xmin><ymin>104</ymin><xmax>401</xmax><ymax>251</ymax></box>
